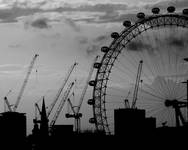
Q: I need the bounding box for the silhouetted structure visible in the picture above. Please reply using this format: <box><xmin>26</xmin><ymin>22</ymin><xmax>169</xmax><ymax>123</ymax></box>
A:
<box><xmin>51</xmin><ymin>125</ymin><xmax>74</xmax><ymax>138</ymax></box>
<box><xmin>40</xmin><ymin>99</ymin><xmax>49</xmax><ymax>138</ymax></box>
<box><xmin>0</xmin><ymin>112</ymin><xmax>27</xmax><ymax>148</ymax></box>
<box><xmin>0</xmin><ymin>111</ymin><xmax>26</xmax><ymax>138</ymax></box>
<box><xmin>114</xmin><ymin>108</ymin><xmax>156</xmax><ymax>136</ymax></box>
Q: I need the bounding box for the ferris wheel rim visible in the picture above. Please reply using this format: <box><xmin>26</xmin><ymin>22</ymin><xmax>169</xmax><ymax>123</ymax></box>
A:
<box><xmin>91</xmin><ymin>8</ymin><xmax>188</xmax><ymax>135</ymax></box>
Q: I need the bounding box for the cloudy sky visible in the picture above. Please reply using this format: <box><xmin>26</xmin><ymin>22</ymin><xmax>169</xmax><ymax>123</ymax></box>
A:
<box><xmin>0</xmin><ymin>0</ymin><xmax>188</xmax><ymax>135</ymax></box>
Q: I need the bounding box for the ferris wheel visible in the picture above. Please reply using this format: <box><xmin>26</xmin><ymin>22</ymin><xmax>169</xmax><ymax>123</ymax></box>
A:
<box><xmin>88</xmin><ymin>6</ymin><xmax>188</xmax><ymax>135</ymax></box>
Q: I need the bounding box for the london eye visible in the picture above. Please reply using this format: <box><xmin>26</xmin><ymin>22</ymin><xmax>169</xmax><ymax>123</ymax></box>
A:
<box><xmin>88</xmin><ymin>6</ymin><xmax>188</xmax><ymax>135</ymax></box>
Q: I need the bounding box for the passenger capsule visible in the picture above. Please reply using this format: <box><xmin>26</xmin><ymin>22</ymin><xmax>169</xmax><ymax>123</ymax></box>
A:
<box><xmin>183</xmin><ymin>8</ymin><xmax>188</xmax><ymax>15</ymax></box>
<box><xmin>89</xmin><ymin>80</ymin><xmax>96</xmax><ymax>86</ymax></box>
<box><xmin>65</xmin><ymin>113</ymin><xmax>74</xmax><ymax>118</ymax></box>
<box><xmin>152</xmin><ymin>7</ymin><xmax>160</xmax><ymax>14</ymax></box>
<box><xmin>111</xmin><ymin>32</ymin><xmax>119</xmax><ymax>39</ymax></box>
<box><xmin>88</xmin><ymin>99</ymin><xmax>95</xmax><ymax>105</ymax></box>
<box><xmin>167</xmin><ymin>6</ymin><xmax>176</xmax><ymax>13</ymax></box>
<box><xmin>101</xmin><ymin>46</ymin><xmax>110</xmax><ymax>53</ymax></box>
<box><xmin>93</xmin><ymin>62</ymin><xmax>101</xmax><ymax>69</ymax></box>
<box><xmin>123</xmin><ymin>20</ymin><xmax>131</xmax><ymax>27</ymax></box>
<box><xmin>89</xmin><ymin>118</ymin><xmax>96</xmax><ymax>124</ymax></box>
<box><xmin>137</xmin><ymin>12</ymin><xmax>145</xmax><ymax>19</ymax></box>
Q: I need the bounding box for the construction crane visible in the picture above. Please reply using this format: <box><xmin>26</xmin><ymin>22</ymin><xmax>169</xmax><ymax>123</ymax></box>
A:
<box><xmin>165</xmin><ymin>99</ymin><xmax>188</xmax><ymax>127</ymax></box>
<box><xmin>49</xmin><ymin>80</ymin><xmax>76</xmax><ymax>131</ymax></box>
<box><xmin>3</xmin><ymin>54</ymin><xmax>38</xmax><ymax>112</ymax></box>
<box><xmin>47</xmin><ymin>62</ymin><xmax>78</xmax><ymax>117</ymax></box>
<box><xmin>66</xmin><ymin>92</ymin><xmax>82</xmax><ymax>133</ymax></box>
<box><xmin>65</xmin><ymin>55</ymin><xmax>99</xmax><ymax>133</ymax></box>
<box><xmin>131</xmin><ymin>60</ymin><xmax>143</xmax><ymax>109</ymax></box>
<box><xmin>13</xmin><ymin>54</ymin><xmax>39</xmax><ymax>112</ymax></box>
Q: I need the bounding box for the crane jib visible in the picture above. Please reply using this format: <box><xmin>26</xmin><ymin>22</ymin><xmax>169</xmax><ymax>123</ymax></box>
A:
<box><xmin>13</xmin><ymin>54</ymin><xmax>39</xmax><ymax>112</ymax></box>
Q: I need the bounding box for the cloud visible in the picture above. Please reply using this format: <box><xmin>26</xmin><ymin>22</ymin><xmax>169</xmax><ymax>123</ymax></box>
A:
<box><xmin>8</xmin><ymin>43</ymin><xmax>22</xmax><ymax>48</ymax></box>
<box><xmin>0</xmin><ymin>64</ymin><xmax>23</xmax><ymax>71</ymax></box>
<box><xmin>85</xmin><ymin>34</ymin><xmax>110</xmax><ymax>56</ymax></box>
<box><xmin>78</xmin><ymin>36</ymin><xmax>89</xmax><ymax>44</ymax></box>
<box><xmin>82</xmin><ymin>3</ymin><xmax>128</xmax><ymax>12</ymax></box>
<box><xmin>0</xmin><ymin>64</ymin><xmax>24</xmax><ymax>76</ymax></box>
<box><xmin>0</xmin><ymin>2</ymin><xmax>131</xmax><ymax>24</ymax></box>
<box><xmin>144</xmin><ymin>0</ymin><xmax>188</xmax><ymax>11</ymax></box>
<box><xmin>73</xmin><ymin>11</ymin><xmax>137</xmax><ymax>24</ymax></box>
<box><xmin>93</xmin><ymin>34</ymin><xmax>109</xmax><ymax>42</ymax></box>
<box><xmin>98</xmin><ymin>12</ymin><xmax>137</xmax><ymax>23</ymax></box>
<box><xmin>53</xmin><ymin>3</ymin><xmax>129</xmax><ymax>12</ymax></box>
<box><xmin>86</xmin><ymin>44</ymin><xmax>100</xmax><ymax>56</ymax></box>
<box><xmin>127</xmin><ymin>40</ymin><xmax>152</xmax><ymax>51</ymax></box>
<box><xmin>166</xmin><ymin>36</ymin><xmax>185</xmax><ymax>48</ymax></box>
<box><xmin>64</xmin><ymin>18</ymin><xmax>81</xmax><ymax>32</ymax></box>
<box><xmin>127</xmin><ymin>28</ymin><xmax>188</xmax><ymax>52</ymax></box>
<box><xmin>31</xmin><ymin>17</ymin><xmax>50</xmax><ymax>28</ymax></box>
<box><xmin>24</xmin><ymin>17</ymin><xmax>50</xmax><ymax>29</ymax></box>
<box><xmin>0</xmin><ymin>6</ymin><xmax>41</xmax><ymax>23</ymax></box>
<box><xmin>0</xmin><ymin>1</ymin><xmax>138</xmax><ymax>27</ymax></box>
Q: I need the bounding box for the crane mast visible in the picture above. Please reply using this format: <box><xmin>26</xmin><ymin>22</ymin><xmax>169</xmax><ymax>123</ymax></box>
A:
<box><xmin>13</xmin><ymin>54</ymin><xmax>39</xmax><ymax>112</ymax></box>
<box><xmin>131</xmin><ymin>60</ymin><xmax>143</xmax><ymax>109</ymax></box>
<box><xmin>66</xmin><ymin>97</ymin><xmax>82</xmax><ymax>133</ymax></box>
<box><xmin>49</xmin><ymin>81</ymin><xmax>75</xmax><ymax>130</ymax></box>
<box><xmin>47</xmin><ymin>62</ymin><xmax>78</xmax><ymax>117</ymax></box>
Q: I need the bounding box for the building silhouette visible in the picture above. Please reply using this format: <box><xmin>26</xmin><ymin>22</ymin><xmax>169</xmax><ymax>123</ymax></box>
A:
<box><xmin>0</xmin><ymin>111</ymin><xmax>27</xmax><ymax>148</ymax></box>
<box><xmin>114</xmin><ymin>108</ymin><xmax>156</xmax><ymax>136</ymax></box>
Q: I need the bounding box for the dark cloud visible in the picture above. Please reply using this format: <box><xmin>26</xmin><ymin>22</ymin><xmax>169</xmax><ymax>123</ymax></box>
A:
<box><xmin>0</xmin><ymin>7</ymin><xmax>41</xmax><ymax>23</ymax></box>
<box><xmin>127</xmin><ymin>40</ymin><xmax>152</xmax><ymax>51</ymax></box>
<box><xmin>25</xmin><ymin>17</ymin><xmax>50</xmax><ymax>29</ymax></box>
<box><xmin>144</xmin><ymin>0</ymin><xmax>188</xmax><ymax>11</ymax></box>
<box><xmin>0</xmin><ymin>3</ymin><xmax>130</xmax><ymax>24</ymax></box>
<box><xmin>55</xmin><ymin>3</ymin><xmax>134</xmax><ymax>24</ymax></box>
<box><xmin>55</xmin><ymin>4</ymin><xmax>134</xmax><ymax>24</ymax></box>
<box><xmin>126</xmin><ymin>28</ymin><xmax>188</xmax><ymax>53</ymax></box>
<box><xmin>164</xmin><ymin>31</ymin><xmax>188</xmax><ymax>50</ymax></box>
<box><xmin>167</xmin><ymin>36</ymin><xmax>185</xmax><ymax>48</ymax></box>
